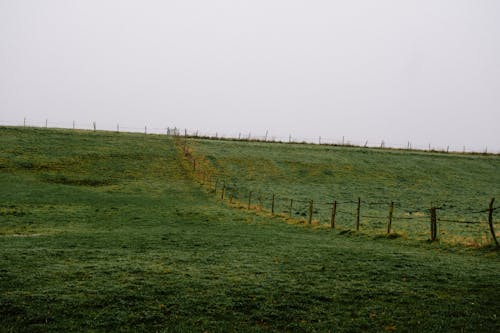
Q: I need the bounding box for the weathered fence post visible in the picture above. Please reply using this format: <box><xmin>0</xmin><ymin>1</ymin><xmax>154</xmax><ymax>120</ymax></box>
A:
<box><xmin>356</xmin><ymin>197</ymin><xmax>361</xmax><ymax>231</ymax></box>
<box><xmin>193</xmin><ymin>159</ymin><xmax>196</xmax><ymax>171</ymax></box>
<box><xmin>183</xmin><ymin>129</ymin><xmax>187</xmax><ymax>154</ymax></box>
<box><xmin>488</xmin><ymin>198</ymin><xmax>499</xmax><ymax>248</ymax></box>
<box><xmin>331</xmin><ymin>201</ymin><xmax>337</xmax><ymax>229</ymax></box>
<box><xmin>271</xmin><ymin>194</ymin><xmax>275</xmax><ymax>215</ymax></box>
<box><xmin>248</xmin><ymin>191</ymin><xmax>252</xmax><ymax>210</ymax></box>
<box><xmin>93</xmin><ymin>121</ymin><xmax>96</xmax><ymax>131</ymax></box>
<box><xmin>221</xmin><ymin>182</ymin><xmax>226</xmax><ymax>201</ymax></box>
<box><xmin>214</xmin><ymin>178</ymin><xmax>218</xmax><ymax>195</ymax></box>
<box><xmin>430</xmin><ymin>206</ymin><xmax>437</xmax><ymax>241</ymax></box>
<box><xmin>308</xmin><ymin>200</ymin><xmax>314</xmax><ymax>224</ymax></box>
<box><xmin>289</xmin><ymin>199</ymin><xmax>293</xmax><ymax>217</ymax></box>
<box><xmin>387</xmin><ymin>201</ymin><xmax>394</xmax><ymax>234</ymax></box>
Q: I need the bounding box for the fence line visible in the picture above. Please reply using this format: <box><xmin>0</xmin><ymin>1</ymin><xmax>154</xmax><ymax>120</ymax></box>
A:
<box><xmin>2</xmin><ymin>118</ymin><xmax>499</xmax><ymax>155</ymax></box>
<box><xmin>176</xmin><ymin>136</ymin><xmax>499</xmax><ymax>248</ymax></box>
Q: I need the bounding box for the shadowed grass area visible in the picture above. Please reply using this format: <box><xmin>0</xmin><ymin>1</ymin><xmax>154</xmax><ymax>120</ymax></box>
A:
<box><xmin>0</xmin><ymin>127</ymin><xmax>499</xmax><ymax>332</ymax></box>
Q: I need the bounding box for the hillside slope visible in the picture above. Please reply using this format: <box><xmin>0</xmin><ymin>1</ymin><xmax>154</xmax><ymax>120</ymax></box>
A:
<box><xmin>189</xmin><ymin>138</ymin><xmax>500</xmax><ymax>244</ymax></box>
<box><xmin>0</xmin><ymin>127</ymin><xmax>499</xmax><ymax>332</ymax></box>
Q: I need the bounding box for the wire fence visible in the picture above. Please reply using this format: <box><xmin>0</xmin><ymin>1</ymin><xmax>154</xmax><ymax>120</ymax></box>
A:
<box><xmin>176</xmin><ymin>136</ymin><xmax>500</xmax><ymax>248</ymax></box>
<box><xmin>2</xmin><ymin>120</ymin><xmax>498</xmax><ymax>247</ymax></box>
<box><xmin>2</xmin><ymin>118</ymin><xmax>499</xmax><ymax>155</ymax></box>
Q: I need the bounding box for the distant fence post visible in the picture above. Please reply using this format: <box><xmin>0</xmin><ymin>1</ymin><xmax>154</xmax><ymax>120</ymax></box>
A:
<box><xmin>248</xmin><ymin>191</ymin><xmax>252</xmax><ymax>210</ymax></box>
<box><xmin>308</xmin><ymin>200</ymin><xmax>313</xmax><ymax>224</ymax></box>
<box><xmin>193</xmin><ymin>159</ymin><xmax>196</xmax><ymax>171</ymax></box>
<box><xmin>430</xmin><ymin>206</ymin><xmax>437</xmax><ymax>241</ymax></box>
<box><xmin>331</xmin><ymin>201</ymin><xmax>337</xmax><ymax>229</ymax></box>
<box><xmin>488</xmin><ymin>198</ymin><xmax>499</xmax><ymax>248</ymax></box>
<box><xmin>229</xmin><ymin>189</ymin><xmax>233</xmax><ymax>204</ymax></box>
<box><xmin>289</xmin><ymin>199</ymin><xmax>293</xmax><ymax>217</ymax></box>
<box><xmin>183</xmin><ymin>129</ymin><xmax>187</xmax><ymax>154</ymax></box>
<box><xmin>271</xmin><ymin>194</ymin><xmax>275</xmax><ymax>215</ymax></box>
<box><xmin>93</xmin><ymin>121</ymin><xmax>96</xmax><ymax>131</ymax></box>
<box><xmin>387</xmin><ymin>201</ymin><xmax>394</xmax><ymax>234</ymax></box>
<box><xmin>356</xmin><ymin>197</ymin><xmax>361</xmax><ymax>231</ymax></box>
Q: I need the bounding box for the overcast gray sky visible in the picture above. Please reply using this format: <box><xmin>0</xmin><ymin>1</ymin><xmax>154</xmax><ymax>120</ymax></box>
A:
<box><xmin>1</xmin><ymin>0</ymin><xmax>499</xmax><ymax>151</ymax></box>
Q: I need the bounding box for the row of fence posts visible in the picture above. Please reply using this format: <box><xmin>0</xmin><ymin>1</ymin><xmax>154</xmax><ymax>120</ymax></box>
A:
<box><xmin>213</xmin><ymin>181</ymin><xmax>498</xmax><ymax>246</ymax></box>
<box><xmin>183</xmin><ymin>143</ymin><xmax>498</xmax><ymax>247</ymax></box>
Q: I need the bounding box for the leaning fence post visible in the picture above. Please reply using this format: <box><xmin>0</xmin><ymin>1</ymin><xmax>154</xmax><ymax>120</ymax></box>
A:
<box><xmin>387</xmin><ymin>201</ymin><xmax>394</xmax><ymax>234</ymax></box>
<box><xmin>271</xmin><ymin>194</ymin><xmax>275</xmax><ymax>215</ymax></box>
<box><xmin>308</xmin><ymin>200</ymin><xmax>314</xmax><ymax>224</ymax></box>
<box><xmin>430</xmin><ymin>206</ymin><xmax>437</xmax><ymax>241</ymax></box>
<box><xmin>331</xmin><ymin>201</ymin><xmax>337</xmax><ymax>229</ymax></box>
<box><xmin>248</xmin><ymin>191</ymin><xmax>252</xmax><ymax>210</ymax></box>
<box><xmin>356</xmin><ymin>197</ymin><xmax>361</xmax><ymax>231</ymax></box>
<box><xmin>488</xmin><ymin>198</ymin><xmax>499</xmax><ymax>248</ymax></box>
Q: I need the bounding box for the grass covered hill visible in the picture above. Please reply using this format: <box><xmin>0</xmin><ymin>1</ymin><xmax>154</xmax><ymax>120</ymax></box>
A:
<box><xmin>0</xmin><ymin>126</ymin><xmax>499</xmax><ymax>332</ymax></box>
<box><xmin>188</xmin><ymin>137</ymin><xmax>500</xmax><ymax>245</ymax></box>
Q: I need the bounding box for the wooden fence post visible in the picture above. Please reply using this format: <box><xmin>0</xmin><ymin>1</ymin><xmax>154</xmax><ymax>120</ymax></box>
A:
<box><xmin>430</xmin><ymin>206</ymin><xmax>437</xmax><ymax>241</ymax></box>
<box><xmin>308</xmin><ymin>200</ymin><xmax>313</xmax><ymax>224</ymax></box>
<box><xmin>356</xmin><ymin>197</ymin><xmax>361</xmax><ymax>231</ymax></box>
<box><xmin>271</xmin><ymin>194</ymin><xmax>275</xmax><ymax>215</ymax></box>
<box><xmin>229</xmin><ymin>190</ymin><xmax>233</xmax><ymax>204</ymax></box>
<box><xmin>289</xmin><ymin>199</ymin><xmax>293</xmax><ymax>217</ymax></box>
<box><xmin>221</xmin><ymin>182</ymin><xmax>226</xmax><ymax>201</ymax></box>
<box><xmin>387</xmin><ymin>201</ymin><xmax>394</xmax><ymax>234</ymax></box>
<box><xmin>193</xmin><ymin>159</ymin><xmax>196</xmax><ymax>171</ymax></box>
<box><xmin>488</xmin><ymin>198</ymin><xmax>499</xmax><ymax>248</ymax></box>
<box><xmin>248</xmin><ymin>191</ymin><xmax>252</xmax><ymax>210</ymax></box>
<box><xmin>331</xmin><ymin>201</ymin><xmax>337</xmax><ymax>229</ymax></box>
<box><xmin>214</xmin><ymin>179</ymin><xmax>218</xmax><ymax>195</ymax></box>
<box><xmin>183</xmin><ymin>129</ymin><xmax>187</xmax><ymax>154</ymax></box>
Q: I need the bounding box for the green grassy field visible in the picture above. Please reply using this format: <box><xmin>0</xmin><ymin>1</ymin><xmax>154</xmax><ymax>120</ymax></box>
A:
<box><xmin>1</xmin><ymin>127</ymin><xmax>499</xmax><ymax>332</ymax></box>
<box><xmin>188</xmin><ymin>138</ymin><xmax>500</xmax><ymax>245</ymax></box>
